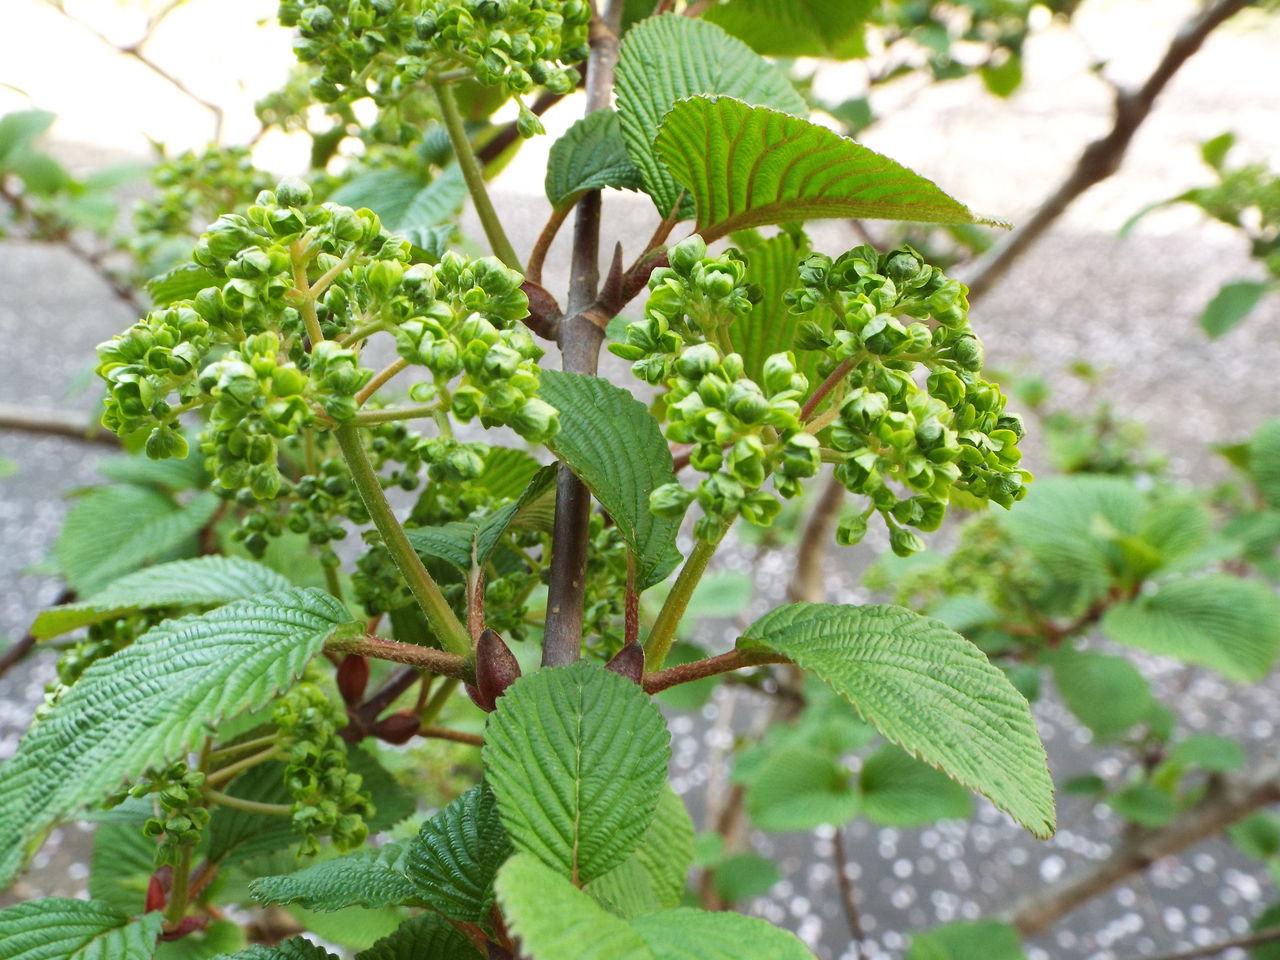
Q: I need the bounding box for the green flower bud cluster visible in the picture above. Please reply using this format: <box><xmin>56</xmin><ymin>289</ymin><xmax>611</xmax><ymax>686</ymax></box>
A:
<box><xmin>130</xmin><ymin>145</ymin><xmax>277</xmax><ymax>277</ymax></box>
<box><xmin>785</xmin><ymin>244</ymin><xmax>1030</xmax><ymax>553</ymax></box>
<box><xmin>274</xmin><ymin>683</ymin><xmax>374</xmax><ymax>855</ymax></box>
<box><xmin>280</xmin><ymin>0</ymin><xmax>589</xmax><ymax>117</ymax></box>
<box><xmin>388</xmin><ymin>252</ymin><xmax>559</xmax><ymax>443</ymax></box>
<box><xmin>38</xmin><ymin>615</ymin><xmax>164</xmax><ymax>719</ymax></box>
<box><xmin>137</xmin><ymin>762</ymin><xmax>211</xmax><ymax>867</ymax></box>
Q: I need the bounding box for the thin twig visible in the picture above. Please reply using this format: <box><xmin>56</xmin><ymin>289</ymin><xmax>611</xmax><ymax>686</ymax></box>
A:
<box><xmin>419</xmin><ymin>726</ymin><xmax>484</xmax><ymax>747</ymax></box>
<box><xmin>832</xmin><ymin>828</ymin><xmax>867</xmax><ymax>960</ymax></box>
<box><xmin>0</xmin><ymin>404</ymin><xmax>118</xmax><ymax>445</ymax></box>
<box><xmin>525</xmin><ymin>202</ymin><xmax>576</xmax><ymax>286</ymax></box>
<box><xmin>787</xmin><ymin>474</ymin><xmax>845</xmax><ymax>604</ymax></box>
<box><xmin>642</xmin><ymin>649</ymin><xmax>787</xmax><ymax>695</ymax></box>
<box><xmin>327</xmin><ymin>634</ymin><xmax>472</xmax><ymax>681</ymax></box>
<box><xmin>1123</xmin><ymin>926</ymin><xmax>1280</xmax><ymax>960</ymax></box>
<box><xmin>964</xmin><ymin>0</ymin><xmax>1253</xmax><ymax>301</ymax></box>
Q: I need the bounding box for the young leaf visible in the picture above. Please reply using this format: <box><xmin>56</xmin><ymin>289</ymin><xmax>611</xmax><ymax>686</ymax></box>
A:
<box><xmin>146</xmin><ymin>263</ymin><xmax>223</xmax><ymax>306</ymax></box>
<box><xmin>1049</xmin><ymin>649</ymin><xmax>1154</xmax><ymax>741</ymax></box>
<box><xmin>1168</xmin><ymin>734</ymin><xmax>1247</xmax><ymax>772</ymax></box>
<box><xmin>354</xmin><ymin>913</ymin><xmax>483</xmax><ymax>960</ymax></box>
<box><xmin>727</xmin><ymin>228</ymin><xmax>820</xmax><ymax>385</ymax></box>
<box><xmin>1251</xmin><ymin>419</ymin><xmax>1280</xmax><ymax>509</ymax></box>
<box><xmin>250</xmin><ymin>840</ymin><xmax>424</xmax><ymax>912</ymax></box>
<box><xmin>703</xmin><ymin>0</ymin><xmax>874</xmax><ymax>59</ymax></box>
<box><xmin>546</xmin><ymin>109</ymin><xmax>643</xmax><ymax>207</ymax></box>
<box><xmin>538</xmin><ymin>371</ymin><xmax>682</xmax><ymax>589</ymax></box>
<box><xmin>1198</xmin><ymin>280</ymin><xmax>1268</xmax><ymax>338</ymax></box>
<box><xmin>404</xmin><ymin>783</ymin><xmax>512</xmax><ymax>922</ymax></box>
<box><xmin>0</xmin><ymin>588</ymin><xmax>359</xmax><ymax>885</ymax></box>
<box><xmin>615</xmin><ymin>15</ymin><xmax>806</xmax><ymax>217</ymax></box>
<box><xmin>32</xmin><ymin>556</ymin><xmax>291</xmax><ymax>639</ymax></box>
<box><xmin>483</xmin><ymin>662</ymin><xmax>671</xmax><ymax>885</ymax></box>
<box><xmin>655</xmin><ymin>96</ymin><xmax>1006</xmax><ymax>242</ymax></box>
<box><xmin>89</xmin><ymin>821</ymin><xmax>160</xmax><ymax>914</ymax></box>
<box><xmin>1109</xmin><ymin>783</ymin><xmax>1177</xmax><ymax>827</ymax></box>
<box><xmin>859</xmin><ymin>745</ymin><xmax>973</xmax><ymax>827</ymax></box>
<box><xmin>0</xmin><ymin>109</ymin><xmax>56</xmax><ymax>166</ymax></box>
<box><xmin>905</xmin><ymin>921</ymin><xmax>1026</xmax><ymax>960</ymax></box>
<box><xmin>738</xmin><ymin>603</ymin><xmax>1056</xmax><ymax>838</ymax></box>
<box><xmin>219</xmin><ymin>939</ymin><xmax>338</xmax><ymax>960</ymax></box>
<box><xmin>0</xmin><ymin>897</ymin><xmax>163</xmax><ymax>960</ymax></box>
<box><xmin>55</xmin><ymin>487</ymin><xmax>220</xmax><ymax>596</ymax></box>
<box><xmin>1102</xmin><ymin>576</ymin><xmax>1280</xmax><ymax>682</ymax></box>
<box><xmin>744</xmin><ymin>745</ymin><xmax>860</xmax><ymax>832</ymax></box>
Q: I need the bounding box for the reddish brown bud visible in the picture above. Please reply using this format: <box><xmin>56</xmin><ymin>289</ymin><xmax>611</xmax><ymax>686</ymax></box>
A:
<box><xmin>159</xmin><ymin>915</ymin><xmax>209</xmax><ymax>941</ymax></box>
<box><xmin>337</xmin><ymin>655</ymin><xmax>370</xmax><ymax>706</ymax></box>
<box><xmin>605</xmin><ymin>643</ymin><xmax>645</xmax><ymax>684</ymax></box>
<box><xmin>373</xmin><ymin>711</ymin><xmax>420</xmax><ymax>745</ymax></box>
<box><xmin>145</xmin><ymin>874</ymin><xmax>165</xmax><ymax>913</ymax></box>
<box><xmin>474</xmin><ymin>628</ymin><xmax>521</xmax><ymax>712</ymax></box>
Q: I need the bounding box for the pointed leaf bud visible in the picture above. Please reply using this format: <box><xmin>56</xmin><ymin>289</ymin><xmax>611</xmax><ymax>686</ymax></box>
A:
<box><xmin>606</xmin><ymin>643</ymin><xmax>645</xmax><ymax>684</ymax></box>
<box><xmin>474</xmin><ymin>628</ymin><xmax>521</xmax><ymax>712</ymax></box>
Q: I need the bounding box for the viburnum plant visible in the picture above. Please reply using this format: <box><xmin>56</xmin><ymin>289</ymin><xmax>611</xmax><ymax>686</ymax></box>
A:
<box><xmin>0</xmin><ymin>2</ymin><xmax>1075</xmax><ymax>958</ymax></box>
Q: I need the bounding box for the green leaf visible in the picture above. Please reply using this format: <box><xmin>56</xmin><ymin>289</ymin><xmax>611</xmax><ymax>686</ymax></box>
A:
<box><xmin>588</xmin><ymin>786</ymin><xmax>694</xmax><ymax>913</ymax></box>
<box><xmin>354</xmin><ymin>913</ymin><xmax>484</xmax><ymax>960</ymax></box>
<box><xmin>146</xmin><ymin>263</ymin><xmax>222</xmax><ymax>306</ymax></box>
<box><xmin>1199</xmin><ymin>280</ymin><xmax>1268</xmax><ymax>338</ymax></box>
<box><xmin>727</xmin><ymin>228</ymin><xmax>819</xmax><ymax>385</ymax></box>
<box><xmin>1230</xmin><ymin>812</ymin><xmax>1280</xmax><ymax>860</ymax></box>
<box><xmin>155</xmin><ymin>920</ymin><xmax>244</xmax><ymax>960</ymax></box>
<box><xmin>712</xmin><ymin>852</ymin><xmax>780</xmax><ymax>904</ymax></box>
<box><xmin>218</xmin><ymin>938</ymin><xmax>338</xmax><ymax>960</ymax></box>
<box><xmin>34</xmin><ymin>556</ymin><xmax>291</xmax><ymax>639</ymax></box>
<box><xmin>538</xmin><ymin>371</ymin><xmax>682</xmax><ymax>588</ymax></box>
<box><xmin>704</xmin><ymin>0</ymin><xmax>874</xmax><ymax>59</ymax></box>
<box><xmin>860</xmin><ymin>745</ymin><xmax>973</xmax><ymax>827</ymax></box>
<box><xmin>9</xmin><ymin>149</ymin><xmax>70</xmax><ymax>196</ymax></box>
<box><xmin>745</xmin><ymin>745</ymin><xmax>860</xmax><ymax>832</ymax></box>
<box><xmin>97</xmin><ymin>451</ymin><xmax>208</xmax><ymax>492</ymax></box>
<box><xmin>1252</xmin><ymin>904</ymin><xmax>1280</xmax><ymax>960</ymax></box>
<box><xmin>0</xmin><ymin>588</ymin><xmax>358</xmax><ymax>884</ymax></box>
<box><xmin>1168</xmin><ymin>733</ymin><xmax>1246</xmax><ymax>772</ymax></box>
<box><xmin>250</xmin><ymin>840</ymin><xmax>423</xmax><ymax>912</ymax></box>
<box><xmin>0</xmin><ymin>897</ymin><xmax>163</xmax><ymax>960</ymax></box>
<box><xmin>587</xmin><ymin>857</ymin><xmax>664</xmax><ymax>919</ymax></box>
<box><xmin>546</xmin><ymin>109</ymin><xmax>644</xmax><ymax>207</ymax></box>
<box><xmin>1201</xmin><ymin>132</ymin><xmax>1236</xmax><ymax>171</ymax></box>
<box><xmin>738</xmin><ymin>603</ymin><xmax>1055</xmax><ymax>838</ymax></box>
<box><xmin>55</xmin><ymin>487</ymin><xmax>220</xmax><ymax>596</ymax></box>
<box><xmin>629</xmin><ymin>908</ymin><xmax>816</xmax><ymax>959</ymax></box>
<box><xmin>0</xmin><ymin>109</ymin><xmax>55</xmax><ymax>166</ymax></box>
<box><xmin>329</xmin><ymin>170</ymin><xmax>428</xmax><ymax>224</ymax></box>
<box><xmin>1109</xmin><ymin>783</ymin><xmax>1177</xmax><ymax>827</ymax></box>
<box><xmin>483</xmin><ymin>662</ymin><xmax>671</xmax><ymax>885</ymax></box>
<box><xmin>654</xmin><ymin>642</ymin><xmax>718</xmax><ymax>712</ymax></box>
<box><xmin>615</xmin><ymin>15</ymin><xmax>806</xmax><ymax>217</ymax></box>
<box><xmin>655</xmin><ymin>97</ymin><xmax>1005</xmax><ymax>242</ymax></box>
<box><xmin>1251</xmin><ymin>420</ymin><xmax>1280</xmax><ymax>509</ymax></box>
<box><xmin>89</xmin><ymin>820</ymin><xmax>159</xmax><ymax>914</ymax></box>
<box><xmin>980</xmin><ymin>54</ymin><xmax>1024</xmax><ymax>97</ymax></box>
<box><xmin>404</xmin><ymin>783</ymin><xmax>511</xmax><ymax>922</ymax></box>
<box><xmin>1049</xmin><ymin>649</ymin><xmax>1153</xmax><ymax>741</ymax></box>
<box><xmin>906</xmin><ymin>921</ymin><xmax>1026</xmax><ymax>960</ymax></box>
<box><xmin>398</xmin><ymin>166</ymin><xmax>467</xmax><ymax>232</ymax></box>
<box><xmin>1102</xmin><ymin>576</ymin><xmax>1280</xmax><ymax>682</ymax></box>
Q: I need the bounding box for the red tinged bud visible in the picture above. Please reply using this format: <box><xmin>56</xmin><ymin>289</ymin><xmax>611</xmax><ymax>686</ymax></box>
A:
<box><xmin>337</xmin><ymin>655</ymin><xmax>370</xmax><ymax>706</ymax></box>
<box><xmin>373</xmin><ymin>711</ymin><xmax>420</xmax><ymax>745</ymax></box>
<box><xmin>605</xmin><ymin>643</ymin><xmax>645</xmax><ymax>684</ymax></box>
<box><xmin>473</xmin><ymin>629</ymin><xmax>521</xmax><ymax>712</ymax></box>
<box><xmin>159</xmin><ymin>915</ymin><xmax>209</xmax><ymax>941</ymax></box>
<box><xmin>145</xmin><ymin>874</ymin><xmax>166</xmax><ymax>913</ymax></box>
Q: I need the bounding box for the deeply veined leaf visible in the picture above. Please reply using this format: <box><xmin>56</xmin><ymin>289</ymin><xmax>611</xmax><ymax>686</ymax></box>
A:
<box><xmin>146</xmin><ymin>263</ymin><xmax>222</xmax><ymax>306</ymax></box>
<box><xmin>656</xmin><ymin>97</ymin><xmax>1006</xmax><ymax>242</ymax></box>
<box><xmin>55</xmin><ymin>487</ymin><xmax>220</xmax><ymax>596</ymax></box>
<box><xmin>97</xmin><ymin>451</ymin><xmax>208</xmax><ymax>492</ymax></box>
<box><xmin>859</xmin><ymin>745</ymin><xmax>973</xmax><ymax>827</ymax></box>
<box><xmin>329</xmin><ymin>167</ymin><xmax>466</xmax><ymax>235</ymax></box>
<box><xmin>1101</xmin><ymin>576</ymin><xmax>1280</xmax><ymax>682</ymax></box>
<box><xmin>905</xmin><ymin>921</ymin><xmax>1026</xmax><ymax>960</ymax></box>
<box><xmin>704</xmin><ymin>0</ymin><xmax>874</xmax><ymax>58</ymax></box>
<box><xmin>727</xmin><ymin>228</ymin><xmax>821</xmax><ymax>385</ymax></box>
<box><xmin>398</xmin><ymin>166</ymin><xmax>467</xmax><ymax>233</ymax></box>
<box><xmin>538</xmin><ymin>371</ymin><xmax>682</xmax><ymax>589</ymax></box>
<box><xmin>0</xmin><ymin>588</ymin><xmax>359</xmax><ymax>884</ymax></box>
<box><xmin>1049</xmin><ymin>649</ymin><xmax>1153</xmax><ymax>741</ymax></box>
<box><xmin>711</xmin><ymin>852</ymin><xmax>781</xmax><ymax>904</ymax></box>
<box><xmin>354</xmin><ymin>913</ymin><xmax>484</xmax><ymax>960</ymax></box>
<box><xmin>588</xmin><ymin>785</ymin><xmax>695</xmax><ymax>914</ymax></box>
<box><xmin>615</xmin><ymin>15</ymin><xmax>806</xmax><ymax>217</ymax></box>
<box><xmin>738</xmin><ymin>603</ymin><xmax>1055</xmax><ymax>838</ymax></box>
<box><xmin>404</xmin><ymin>783</ymin><xmax>512</xmax><ymax>922</ymax></box>
<box><xmin>1198</xmin><ymin>280</ymin><xmax>1268</xmax><ymax>338</ymax></box>
<box><xmin>1251</xmin><ymin>419</ymin><xmax>1280</xmax><ymax>509</ymax></box>
<box><xmin>630</xmin><ymin>909</ymin><xmax>816</xmax><ymax>959</ymax></box>
<box><xmin>483</xmin><ymin>662</ymin><xmax>671</xmax><ymax>885</ymax></box>
<box><xmin>744</xmin><ymin>746</ymin><xmax>860</xmax><ymax>832</ymax></box>
<box><xmin>0</xmin><ymin>897</ymin><xmax>163</xmax><ymax>960</ymax></box>
<box><xmin>155</xmin><ymin>919</ymin><xmax>244</xmax><ymax>959</ymax></box>
<box><xmin>497</xmin><ymin>853</ymin><xmax>655</xmax><ymax>960</ymax></box>
<box><xmin>33</xmin><ymin>556</ymin><xmax>291</xmax><ymax>639</ymax></box>
<box><xmin>219</xmin><ymin>938</ymin><xmax>338</xmax><ymax>960</ymax></box>
<box><xmin>250</xmin><ymin>841</ymin><xmax>424</xmax><ymax>912</ymax></box>
<box><xmin>546</xmin><ymin>109</ymin><xmax>644</xmax><ymax>207</ymax></box>
<box><xmin>89</xmin><ymin>820</ymin><xmax>160</xmax><ymax>914</ymax></box>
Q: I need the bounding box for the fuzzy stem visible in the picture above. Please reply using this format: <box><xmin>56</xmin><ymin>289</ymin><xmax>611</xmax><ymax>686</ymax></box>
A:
<box><xmin>346</xmin><ymin>403</ymin><xmax>439</xmax><ymax>426</ymax></box>
<box><xmin>643</xmin><ymin>521</ymin><xmax>728</xmax><ymax>669</ymax></box>
<box><xmin>432</xmin><ymin>80</ymin><xmax>522</xmax><ymax>271</ymax></box>
<box><xmin>165</xmin><ymin>846</ymin><xmax>192</xmax><ymax>927</ymax></box>
<box><xmin>333</xmin><ymin>425</ymin><xmax>472</xmax><ymax>658</ymax></box>
<box><xmin>643</xmin><ymin>648</ymin><xmax>786</xmax><ymax>694</ymax></box>
<box><xmin>203</xmin><ymin>788</ymin><xmax>293</xmax><ymax>816</ymax></box>
<box><xmin>204</xmin><ymin>745</ymin><xmax>282</xmax><ymax>788</ymax></box>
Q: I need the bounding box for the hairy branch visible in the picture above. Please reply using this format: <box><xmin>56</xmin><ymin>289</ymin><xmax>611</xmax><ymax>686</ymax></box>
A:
<box><xmin>642</xmin><ymin>649</ymin><xmax>787</xmax><ymax>695</ymax></box>
<box><xmin>964</xmin><ymin>0</ymin><xmax>1253</xmax><ymax>301</ymax></box>
<box><xmin>0</xmin><ymin>403</ymin><xmax>119</xmax><ymax>446</ymax></box>
<box><xmin>1124</xmin><ymin>925</ymin><xmax>1280</xmax><ymax>960</ymax></box>
<box><xmin>327</xmin><ymin>634</ymin><xmax>472</xmax><ymax>683</ymax></box>
<box><xmin>1005</xmin><ymin>763</ymin><xmax>1280</xmax><ymax>936</ymax></box>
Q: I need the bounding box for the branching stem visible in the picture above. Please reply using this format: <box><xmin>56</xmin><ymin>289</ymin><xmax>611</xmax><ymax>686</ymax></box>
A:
<box><xmin>643</xmin><ymin>521</ymin><xmax>729</xmax><ymax>669</ymax></box>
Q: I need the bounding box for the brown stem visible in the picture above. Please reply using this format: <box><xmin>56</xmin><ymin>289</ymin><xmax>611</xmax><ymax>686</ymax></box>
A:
<box><xmin>420</xmin><ymin>726</ymin><xmax>484</xmax><ymax>747</ymax></box>
<box><xmin>800</xmin><ymin>358</ymin><xmax>855</xmax><ymax>423</ymax></box>
<box><xmin>355</xmin><ymin>358</ymin><xmax>408</xmax><ymax>406</ymax></box>
<box><xmin>642</xmin><ymin>649</ymin><xmax>787</xmax><ymax>695</ymax></box>
<box><xmin>1005</xmin><ymin>763</ymin><xmax>1280</xmax><ymax>936</ymax></box>
<box><xmin>624</xmin><ymin>553</ymin><xmax>640</xmax><ymax>647</ymax></box>
<box><xmin>964</xmin><ymin>0</ymin><xmax>1252</xmax><ymax>302</ymax></box>
<box><xmin>832</xmin><ymin>828</ymin><xmax>867</xmax><ymax>960</ymax></box>
<box><xmin>1</xmin><ymin>589</ymin><xmax>74</xmax><ymax>679</ymax></box>
<box><xmin>525</xmin><ymin>202</ymin><xmax>576</xmax><ymax>287</ymax></box>
<box><xmin>328</xmin><ymin>635</ymin><xmax>472</xmax><ymax>682</ymax></box>
<box><xmin>476</xmin><ymin>88</ymin><xmax>569</xmax><ymax>166</ymax></box>
<box><xmin>542</xmin><ymin>2</ymin><xmax>623</xmax><ymax>668</ymax></box>
<box><xmin>788</xmin><ymin>474</ymin><xmax>845</xmax><ymax>603</ymax></box>
<box><xmin>1123</xmin><ymin>926</ymin><xmax>1280</xmax><ymax>960</ymax></box>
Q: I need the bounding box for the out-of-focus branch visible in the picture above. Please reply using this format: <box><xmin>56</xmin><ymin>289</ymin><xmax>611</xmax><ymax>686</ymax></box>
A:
<box><xmin>1005</xmin><ymin>762</ymin><xmax>1280</xmax><ymax>936</ymax></box>
<box><xmin>0</xmin><ymin>403</ymin><xmax>118</xmax><ymax>446</ymax></box>
<box><xmin>787</xmin><ymin>473</ymin><xmax>844</xmax><ymax>603</ymax></box>
<box><xmin>1124</xmin><ymin>925</ymin><xmax>1280</xmax><ymax>960</ymax></box>
<box><xmin>964</xmin><ymin>0</ymin><xmax>1254</xmax><ymax>302</ymax></box>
